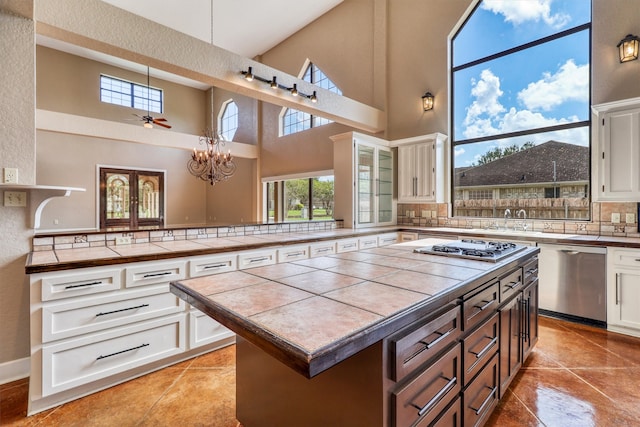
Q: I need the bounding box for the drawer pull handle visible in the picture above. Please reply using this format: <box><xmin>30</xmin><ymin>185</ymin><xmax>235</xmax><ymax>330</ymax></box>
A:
<box><xmin>65</xmin><ymin>281</ymin><xmax>102</xmax><ymax>290</ymax></box>
<box><xmin>342</xmin><ymin>243</ymin><xmax>356</xmax><ymax>248</ymax></box>
<box><xmin>142</xmin><ymin>271</ymin><xmax>172</xmax><ymax>278</ymax></box>
<box><xmin>413</xmin><ymin>376</ymin><xmax>457</xmax><ymax>417</ymax></box>
<box><xmin>474</xmin><ymin>299</ymin><xmax>495</xmax><ymax>312</ymax></box>
<box><xmin>96</xmin><ymin>303</ymin><xmax>150</xmax><ymax>317</ymax></box>
<box><xmin>470</xmin><ymin>336</ymin><xmax>498</xmax><ymax>360</ymax></box>
<box><xmin>405</xmin><ymin>327</ymin><xmax>456</xmax><ymax>364</ymax></box>
<box><xmin>526</xmin><ymin>268</ymin><xmax>538</xmax><ymax>275</ymax></box>
<box><xmin>317</xmin><ymin>248</ymin><xmax>332</xmax><ymax>253</ymax></box>
<box><xmin>470</xmin><ymin>386</ymin><xmax>497</xmax><ymax>415</ymax></box>
<box><xmin>96</xmin><ymin>343</ymin><xmax>149</xmax><ymax>360</ymax></box>
<box><xmin>504</xmin><ymin>281</ymin><xmax>522</xmax><ymax>290</ymax></box>
<box><xmin>203</xmin><ymin>263</ymin><xmax>227</xmax><ymax>270</ymax></box>
<box><xmin>286</xmin><ymin>252</ymin><xmax>304</xmax><ymax>257</ymax></box>
<box><xmin>249</xmin><ymin>257</ymin><xmax>269</xmax><ymax>263</ymax></box>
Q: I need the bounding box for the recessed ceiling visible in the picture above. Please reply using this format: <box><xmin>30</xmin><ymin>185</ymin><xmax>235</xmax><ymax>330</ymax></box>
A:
<box><xmin>101</xmin><ymin>0</ymin><xmax>343</xmax><ymax>59</ymax></box>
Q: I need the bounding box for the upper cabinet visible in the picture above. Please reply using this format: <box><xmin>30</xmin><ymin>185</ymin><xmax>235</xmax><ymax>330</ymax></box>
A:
<box><xmin>331</xmin><ymin>132</ymin><xmax>395</xmax><ymax>228</ymax></box>
<box><xmin>592</xmin><ymin>98</ymin><xmax>640</xmax><ymax>201</ymax></box>
<box><xmin>391</xmin><ymin>133</ymin><xmax>448</xmax><ymax>203</ymax></box>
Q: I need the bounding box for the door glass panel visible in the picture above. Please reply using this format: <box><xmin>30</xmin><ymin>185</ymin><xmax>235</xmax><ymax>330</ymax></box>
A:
<box><xmin>358</xmin><ymin>145</ymin><xmax>374</xmax><ymax>224</ymax></box>
<box><xmin>377</xmin><ymin>149</ymin><xmax>393</xmax><ymax>223</ymax></box>
<box><xmin>138</xmin><ymin>174</ymin><xmax>160</xmax><ymax>219</ymax></box>
<box><xmin>312</xmin><ymin>176</ymin><xmax>334</xmax><ymax>221</ymax></box>
<box><xmin>106</xmin><ymin>173</ymin><xmax>130</xmax><ymax>219</ymax></box>
<box><xmin>284</xmin><ymin>178</ymin><xmax>309</xmax><ymax>221</ymax></box>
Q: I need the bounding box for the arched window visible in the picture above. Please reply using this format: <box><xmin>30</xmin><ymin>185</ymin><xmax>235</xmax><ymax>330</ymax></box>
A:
<box><xmin>219</xmin><ymin>100</ymin><xmax>238</xmax><ymax>141</ymax></box>
<box><xmin>451</xmin><ymin>0</ymin><xmax>591</xmax><ymax>220</ymax></box>
<box><xmin>281</xmin><ymin>62</ymin><xmax>341</xmax><ymax>136</ymax></box>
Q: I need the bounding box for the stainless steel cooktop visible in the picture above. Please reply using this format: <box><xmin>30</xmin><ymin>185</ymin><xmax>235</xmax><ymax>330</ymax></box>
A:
<box><xmin>414</xmin><ymin>239</ymin><xmax>527</xmax><ymax>262</ymax></box>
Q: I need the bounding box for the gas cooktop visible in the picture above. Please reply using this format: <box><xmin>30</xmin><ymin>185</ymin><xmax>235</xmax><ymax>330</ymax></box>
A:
<box><xmin>414</xmin><ymin>239</ymin><xmax>527</xmax><ymax>262</ymax></box>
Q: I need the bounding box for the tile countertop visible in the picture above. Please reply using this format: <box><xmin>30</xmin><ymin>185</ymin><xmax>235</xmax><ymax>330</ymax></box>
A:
<box><xmin>170</xmin><ymin>239</ymin><xmax>539</xmax><ymax>378</ymax></box>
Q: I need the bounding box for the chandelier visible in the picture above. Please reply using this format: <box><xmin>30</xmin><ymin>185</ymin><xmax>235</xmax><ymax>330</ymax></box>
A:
<box><xmin>187</xmin><ymin>129</ymin><xmax>236</xmax><ymax>186</ymax></box>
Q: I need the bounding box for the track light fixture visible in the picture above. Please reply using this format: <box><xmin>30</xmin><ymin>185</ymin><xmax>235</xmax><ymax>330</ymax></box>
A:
<box><xmin>240</xmin><ymin>67</ymin><xmax>318</xmax><ymax>102</ymax></box>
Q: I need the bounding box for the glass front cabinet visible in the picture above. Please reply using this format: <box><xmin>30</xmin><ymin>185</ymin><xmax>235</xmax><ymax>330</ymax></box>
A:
<box><xmin>331</xmin><ymin>132</ymin><xmax>395</xmax><ymax>228</ymax></box>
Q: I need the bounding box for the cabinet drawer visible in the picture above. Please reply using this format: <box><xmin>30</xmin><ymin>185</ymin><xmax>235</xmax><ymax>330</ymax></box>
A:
<box><xmin>189</xmin><ymin>254</ymin><xmax>237</xmax><ymax>277</ymax></box>
<box><xmin>42</xmin><ymin>285</ymin><xmax>184</xmax><ymax>342</ymax></box>
<box><xmin>609</xmin><ymin>248</ymin><xmax>640</xmax><ymax>268</ymax></box>
<box><xmin>188</xmin><ymin>309</ymin><xmax>234</xmax><ymax>349</ymax></box>
<box><xmin>125</xmin><ymin>260</ymin><xmax>186</xmax><ymax>288</ymax></box>
<box><xmin>462</xmin><ymin>282</ymin><xmax>499</xmax><ymax>331</ymax></box>
<box><xmin>276</xmin><ymin>245</ymin><xmax>310</xmax><ymax>263</ymax></box>
<box><xmin>309</xmin><ymin>241</ymin><xmax>336</xmax><ymax>257</ymax></box>
<box><xmin>499</xmin><ymin>268</ymin><xmax>523</xmax><ymax>303</ymax></box>
<box><xmin>42</xmin><ymin>314</ymin><xmax>186</xmax><ymax>396</ymax></box>
<box><xmin>389</xmin><ymin>305</ymin><xmax>461</xmax><ymax>381</ymax></box>
<box><xmin>238</xmin><ymin>249</ymin><xmax>276</xmax><ymax>269</ymax></box>
<box><xmin>336</xmin><ymin>238</ymin><xmax>359</xmax><ymax>253</ymax></box>
<box><xmin>523</xmin><ymin>257</ymin><xmax>538</xmax><ymax>286</ymax></box>
<box><xmin>418</xmin><ymin>396</ymin><xmax>461</xmax><ymax>427</ymax></box>
<box><xmin>359</xmin><ymin>236</ymin><xmax>378</xmax><ymax>250</ymax></box>
<box><xmin>463</xmin><ymin>312</ymin><xmax>499</xmax><ymax>386</ymax></box>
<box><xmin>378</xmin><ymin>233</ymin><xmax>399</xmax><ymax>246</ymax></box>
<box><xmin>393</xmin><ymin>343</ymin><xmax>462</xmax><ymax>427</ymax></box>
<box><xmin>463</xmin><ymin>353</ymin><xmax>499</xmax><ymax>427</ymax></box>
<box><xmin>40</xmin><ymin>269</ymin><xmax>122</xmax><ymax>302</ymax></box>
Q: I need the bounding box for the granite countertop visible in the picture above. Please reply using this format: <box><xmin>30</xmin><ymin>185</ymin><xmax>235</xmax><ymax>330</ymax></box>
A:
<box><xmin>170</xmin><ymin>238</ymin><xmax>539</xmax><ymax>378</ymax></box>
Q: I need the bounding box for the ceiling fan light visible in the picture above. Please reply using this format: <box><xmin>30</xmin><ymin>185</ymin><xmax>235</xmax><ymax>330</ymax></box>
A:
<box><xmin>143</xmin><ymin>122</ymin><xmax>153</xmax><ymax>129</ymax></box>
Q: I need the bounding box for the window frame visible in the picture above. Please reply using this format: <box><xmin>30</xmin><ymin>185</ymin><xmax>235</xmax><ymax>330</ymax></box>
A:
<box><xmin>100</xmin><ymin>74</ymin><xmax>164</xmax><ymax>114</ymax></box>
<box><xmin>262</xmin><ymin>171</ymin><xmax>334</xmax><ymax>223</ymax></box>
<box><xmin>218</xmin><ymin>99</ymin><xmax>239</xmax><ymax>141</ymax></box>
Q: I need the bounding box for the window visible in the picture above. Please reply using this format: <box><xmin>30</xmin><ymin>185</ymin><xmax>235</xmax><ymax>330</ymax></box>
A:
<box><xmin>219</xmin><ymin>100</ymin><xmax>238</xmax><ymax>141</ymax></box>
<box><xmin>281</xmin><ymin>63</ymin><xmax>341</xmax><ymax>136</ymax></box>
<box><xmin>100</xmin><ymin>75</ymin><xmax>163</xmax><ymax>113</ymax></box>
<box><xmin>451</xmin><ymin>0</ymin><xmax>591</xmax><ymax>220</ymax></box>
<box><xmin>100</xmin><ymin>167</ymin><xmax>164</xmax><ymax>229</ymax></box>
<box><xmin>264</xmin><ymin>175</ymin><xmax>334</xmax><ymax>222</ymax></box>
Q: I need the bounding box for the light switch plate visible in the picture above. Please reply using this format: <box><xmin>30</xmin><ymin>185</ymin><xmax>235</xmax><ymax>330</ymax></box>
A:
<box><xmin>626</xmin><ymin>213</ymin><xmax>635</xmax><ymax>224</ymax></box>
<box><xmin>4</xmin><ymin>191</ymin><xmax>27</xmax><ymax>207</ymax></box>
<box><xmin>611</xmin><ymin>212</ymin><xmax>621</xmax><ymax>223</ymax></box>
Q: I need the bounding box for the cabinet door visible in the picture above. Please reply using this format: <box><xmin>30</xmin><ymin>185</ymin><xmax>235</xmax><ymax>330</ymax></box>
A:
<box><xmin>600</xmin><ymin>108</ymin><xmax>640</xmax><ymax>199</ymax></box>
<box><xmin>498</xmin><ymin>294</ymin><xmax>522</xmax><ymax>397</ymax></box>
<box><xmin>398</xmin><ymin>145</ymin><xmax>416</xmax><ymax>201</ymax></box>
<box><xmin>356</xmin><ymin>144</ymin><xmax>375</xmax><ymax>225</ymax></box>
<box><xmin>415</xmin><ymin>142</ymin><xmax>435</xmax><ymax>201</ymax></box>
<box><xmin>522</xmin><ymin>280</ymin><xmax>539</xmax><ymax>361</ymax></box>
<box><xmin>376</xmin><ymin>147</ymin><xmax>394</xmax><ymax>224</ymax></box>
<box><xmin>609</xmin><ymin>267</ymin><xmax>640</xmax><ymax>331</ymax></box>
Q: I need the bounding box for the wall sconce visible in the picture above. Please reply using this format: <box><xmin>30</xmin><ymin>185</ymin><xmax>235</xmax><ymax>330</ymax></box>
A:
<box><xmin>422</xmin><ymin>92</ymin><xmax>435</xmax><ymax>111</ymax></box>
<box><xmin>241</xmin><ymin>67</ymin><xmax>318</xmax><ymax>102</ymax></box>
<box><xmin>617</xmin><ymin>34</ymin><xmax>640</xmax><ymax>63</ymax></box>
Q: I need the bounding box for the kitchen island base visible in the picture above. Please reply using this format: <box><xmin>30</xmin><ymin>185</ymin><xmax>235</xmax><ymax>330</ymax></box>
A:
<box><xmin>236</xmin><ymin>337</ymin><xmax>386</xmax><ymax>427</ymax></box>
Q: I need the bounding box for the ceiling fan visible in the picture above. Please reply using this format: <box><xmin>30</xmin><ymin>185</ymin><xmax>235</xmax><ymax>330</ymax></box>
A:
<box><xmin>132</xmin><ymin>66</ymin><xmax>171</xmax><ymax>129</ymax></box>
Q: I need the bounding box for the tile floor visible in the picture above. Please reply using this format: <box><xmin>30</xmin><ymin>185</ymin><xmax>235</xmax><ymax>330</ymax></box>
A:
<box><xmin>1</xmin><ymin>316</ymin><xmax>639</xmax><ymax>426</ymax></box>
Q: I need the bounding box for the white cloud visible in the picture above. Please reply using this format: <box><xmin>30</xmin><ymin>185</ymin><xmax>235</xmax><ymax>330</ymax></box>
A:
<box><xmin>454</xmin><ymin>147</ymin><xmax>466</xmax><ymax>157</ymax></box>
<box><xmin>481</xmin><ymin>0</ymin><xmax>571</xmax><ymax>29</ymax></box>
<box><xmin>463</xmin><ymin>69</ymin><xmax>505</xmax><ymax>128</ymax></box>
<box><xmin>517</xmin><ymin>60</ymin><xmax>589</xmax><ymax>111</ymax></box>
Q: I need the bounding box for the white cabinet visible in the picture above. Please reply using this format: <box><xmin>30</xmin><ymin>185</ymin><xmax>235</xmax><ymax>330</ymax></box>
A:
<box><xmin>592</xmin><ymin>98</ymin><xmax>640</xmax><ymax>201</ymax></box>
<box><xmin>331</xmin><ymin>132</ymin><xmax>395</xmax><ymax>228</ymax></box>
<box><xmin>607</xmin><ymin>247</ymin><xmax>640</xmax><ymax>337</ymax></box>
<box><xmin>391</xmin><ymin>133</ymin><xmax>448</xmax><ymax>203</ymax></box>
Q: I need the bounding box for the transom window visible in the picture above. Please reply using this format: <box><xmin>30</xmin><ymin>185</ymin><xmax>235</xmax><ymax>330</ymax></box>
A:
<box><xmin>281</xmin><ymin>63</ymin><xmax>341</xmax><ymax>136</ymax></box>
<box><xmin>100</xmin><ymin>74</ymin><xmax>163</xmax><ymax>113</ymax></box>
<box><xmin>219</xmin><ymin>100</ymin><xmax>238</xmax><ymax>141</ymax></box>
<box><xmin>451</xmin><ymin>0</ymin><xmax>591</xmax><ymax>220</ymax></box>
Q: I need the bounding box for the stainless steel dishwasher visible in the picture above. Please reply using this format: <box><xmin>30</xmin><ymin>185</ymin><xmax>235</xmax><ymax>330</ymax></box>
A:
<box><xmin>538</xmin><ymin>243</ymin><xmax>607</xmax><ymax>326</ymax></box>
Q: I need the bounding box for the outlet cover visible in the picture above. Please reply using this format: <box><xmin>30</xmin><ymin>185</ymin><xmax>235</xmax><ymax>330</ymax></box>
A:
<box><xmin>611</xmin><ymin>212</ymin><xmax>621</xmax><ymax>224</ymax></box>
<box><xmin>115</xmin><ymin>236</ymin><xmax>132</xmax><ymax>245</ymax></box>
<box><xmin>3</xmin><ymin>168</ymin><xmax>18</xmax><ymax>184</ymax></box>
<box><xmin>626</xmin><ymin>213</ymin><xmax>635</xmax><ymax>224</ymax></box>
<box><xmin>4</xmin><ymin>191</ymin><xmax>26</xmax><ymax>207</ymax></box>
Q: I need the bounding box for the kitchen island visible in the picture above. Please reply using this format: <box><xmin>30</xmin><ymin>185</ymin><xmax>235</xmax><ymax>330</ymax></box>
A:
<box><xmin>170</xmin><ymin>238</ymin><xmax>539</xmax><ymax>426</ymax></box>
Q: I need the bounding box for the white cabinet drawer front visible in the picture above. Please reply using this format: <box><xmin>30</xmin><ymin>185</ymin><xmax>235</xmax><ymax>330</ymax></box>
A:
<box><xmin>125</xmin><ymin>260</ymin><xmax>186</xmax><ymax>288</ymax></box>
<box><xmin>277</xmin><ymin>245</ymin><xmax>310</xmax><ymax>263</ymax></box>
<box><xmin>40</xmin><ymin>269</ymin><xmax>122</xmax><ymax>302</ymax></box>
<box><xmin>309</xmin><ymin>241</ymin><xmax>336</xmax><ymax>257</ymax></box>
<box><xmin>336</xmin><ymin>238</ymin><xmax>360</xmax><ymax>253</ymax></box>
<box><xmin>42</xmin><ymin>314</ymin><xmax>186</xmax><ymax>396</ymax></box>
<box><xmin>377</xmin><ymin>233</ymin><xmax>399</xmax><ymax>246</ymax></box>
<box><xmin>609</xmin><ymin>249</ymin><xmax>640</xmax><ymax>268</ymax></box>
<box><xmin>359</xmin><ymin>236</ymin><xmax>378</xmax><ymax>249</ymax></box>
<box><xmin>237</xmin><ymin>249</ymin><xmax>276</xmax><ymax>269</ymax></box>
<box><xmin>42</xmin><ymin>285</ymin><xmax>184</xmax><ymax>342</ymax></box>
<box><xmin>189</xmin><ymin>310</ymin><xmax>234</xmax><ymax>349</ymax></box>
<box><xmin>189</xmin><ymin>254</ymin><xmax>237</xmax><ymax>277</ymax></box>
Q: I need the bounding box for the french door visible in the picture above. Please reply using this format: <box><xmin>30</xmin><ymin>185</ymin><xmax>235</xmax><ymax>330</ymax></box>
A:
<box><xmin>100</xmin><ymin>167</ymin><xmax>164</xmax><ymax>229</ymax></box>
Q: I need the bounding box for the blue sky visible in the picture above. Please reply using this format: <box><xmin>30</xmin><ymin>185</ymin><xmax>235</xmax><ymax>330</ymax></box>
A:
<box><xmin>452</xmin><ymin>0</ymin><xmax>591</xmax><ymax>167</ymax></box>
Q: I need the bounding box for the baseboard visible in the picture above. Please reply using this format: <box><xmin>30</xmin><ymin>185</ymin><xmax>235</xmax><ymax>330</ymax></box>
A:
<box><xmin>0</xmin><ymin>357</ymin><xmax>30</xmax><ymax>385</ymax></box>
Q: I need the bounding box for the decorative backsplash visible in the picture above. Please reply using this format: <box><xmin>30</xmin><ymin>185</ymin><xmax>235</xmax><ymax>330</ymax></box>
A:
<box><xmin>32</xmin><ymin>221</ymin><xmax>341</xmax><ymax>252</ymax></box>
<box><xmin>397</xmin><ymin>201</ymin><xmax>640</xmax><ymax>238</ymax></box>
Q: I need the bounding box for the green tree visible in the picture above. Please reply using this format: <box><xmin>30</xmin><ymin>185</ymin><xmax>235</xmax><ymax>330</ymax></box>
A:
<box><xmin>284</xmin><ymin>179</ymin><xmax>308</xmax><ymax>210</ymax></box>
<box><xmin>313</xmin><ymin>178</ymin><xmax>334</xmax><ymax>215</ymax></box>
<box><xmin>473</xmin><ymin>141</ymin><xmax>535</xmax><ymax>166</ymax></box>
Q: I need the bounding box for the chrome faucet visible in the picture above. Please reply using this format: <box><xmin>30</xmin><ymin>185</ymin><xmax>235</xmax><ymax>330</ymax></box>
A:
<box><xmin>504</xmin><ymin>209</ymin><xmax>511</xmax><ymax>230</ymax></box>
<box><xmin>517</xmin><ymin>209</ymin><xmax>528</xmax><ymax>231</ymax></box>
